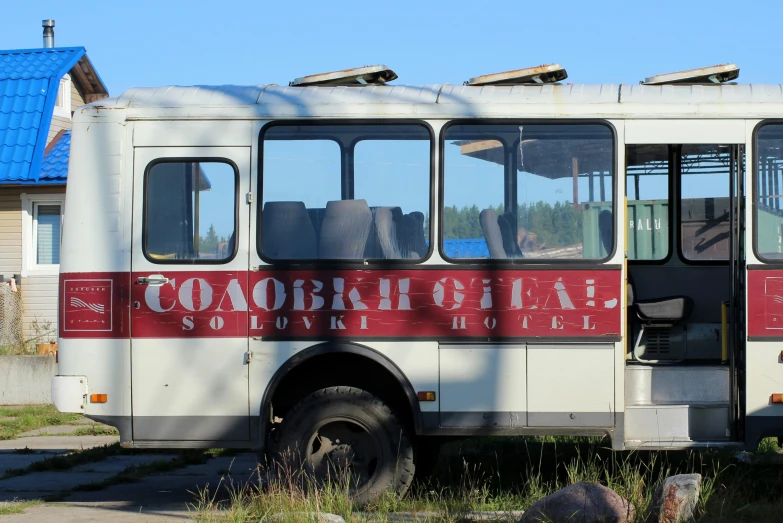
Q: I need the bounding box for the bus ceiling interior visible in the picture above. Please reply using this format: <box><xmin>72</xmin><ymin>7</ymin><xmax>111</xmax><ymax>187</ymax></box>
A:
<box><xmin>624</xmin><ymin>143</ymin><xmax>743</xmax><ymax>445</ymax></box>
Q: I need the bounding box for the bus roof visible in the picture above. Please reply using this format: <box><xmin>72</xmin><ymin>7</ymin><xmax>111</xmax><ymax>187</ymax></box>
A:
<box><xmin>80</xmin><ymin>83</ymin><xmax>783</xmax><ymax>120</ymax></box>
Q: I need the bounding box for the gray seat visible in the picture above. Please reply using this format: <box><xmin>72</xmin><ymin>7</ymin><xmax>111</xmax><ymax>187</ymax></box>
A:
<box><xmin>480</xmin><ymin>208</ymin><xmax>506</xmax><ymax>259</ymax></box>
<box><xmin>398</xmin><ymin>211</ymin><xmax>427</xmax><ymax>259</ymax></box>
<box><xmin>367</xmin><ymin>206</ymin><xmax>403</xmax><ymax>259</ymax></box>
<box><xmin>319</xmin><ymin>199</ymin><xmax>373</xmax><ymax>259</ymax></box>
<box><xmin>307</xmin><ymin>208</ymin><xmax>327</xmax><ymax>249</ymax></box>
<box><xmin>498</xmin><ymin>212</ymin><xmax>523</xmax><ymax>257</ymax></box>
<box><xmin>262</xmin><ymin>201</ymin><xmax>317</xmax><ymax>260</ymax></box>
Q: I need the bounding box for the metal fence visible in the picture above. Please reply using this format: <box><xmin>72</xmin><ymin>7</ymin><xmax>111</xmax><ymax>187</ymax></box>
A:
<box><xmin>0</xmin><ymin>282</ymin><xmax>23</xmax><ymax>351</ymax></box>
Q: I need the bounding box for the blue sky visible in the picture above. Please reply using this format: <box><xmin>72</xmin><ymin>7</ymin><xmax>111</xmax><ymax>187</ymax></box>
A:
<box><xmin>2</xmin><ymin>1</ymin><xmax>777</xmax><ymax>245</ymax></box>
<box><xmin>3</xmin><ymin>0</ymin><xmax>782</xmax><ymax>92</ymax></box>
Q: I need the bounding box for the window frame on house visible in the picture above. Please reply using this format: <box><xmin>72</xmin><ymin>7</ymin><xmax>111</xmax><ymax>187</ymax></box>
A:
<box><xmin>20</xmin><ymin>193</ymin><xmax>65</xmax><ymax>277</ymax></box>
<box><xmin>53</xmin><ymin>74</ymin><xmax>72</xmax><ymax>119</ymax></box>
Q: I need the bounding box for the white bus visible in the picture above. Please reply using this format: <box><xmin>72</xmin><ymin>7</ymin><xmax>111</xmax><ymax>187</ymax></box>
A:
<box><xmin>52</xmin><ymin>64</ymin><xmax>783</xmax><ymax>502</ymax></box>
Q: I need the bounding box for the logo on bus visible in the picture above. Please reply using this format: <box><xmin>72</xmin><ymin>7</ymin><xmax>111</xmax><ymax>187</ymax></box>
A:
<box><xmin>63</xmin><ymin>279</ymin><xmax>113</xmax><ymax>332</ymax></box>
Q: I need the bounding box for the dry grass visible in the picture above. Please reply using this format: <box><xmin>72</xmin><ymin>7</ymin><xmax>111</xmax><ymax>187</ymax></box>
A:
<box><xmin>191</xmin><ymin>437</ymin><xmax>783</xmax><ymax>523</ymax></box>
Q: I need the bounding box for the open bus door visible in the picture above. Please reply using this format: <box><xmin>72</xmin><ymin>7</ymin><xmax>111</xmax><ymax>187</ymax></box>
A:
<box><xmin>623</xmin><ymin>122</ymin><xmax>747</xmax><ymax>448</ymax></box>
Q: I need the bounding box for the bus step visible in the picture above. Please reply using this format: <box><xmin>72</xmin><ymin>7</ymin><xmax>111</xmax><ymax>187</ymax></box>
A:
<box><xmin>626</xmin><ymin>365</ymin><xmax>729</xmax><ymax>406</ymax></box>
<box><xmin>625</xmin><ymin>404</ymin><xmax>730</xmax><ymax>442</ymax></box>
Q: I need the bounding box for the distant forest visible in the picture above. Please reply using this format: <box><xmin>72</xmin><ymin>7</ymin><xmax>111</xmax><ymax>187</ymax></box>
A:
<box><xmin>442</xmin><ymin>201</ymin><xmax>584</xmax><ymax>247</ymax></box>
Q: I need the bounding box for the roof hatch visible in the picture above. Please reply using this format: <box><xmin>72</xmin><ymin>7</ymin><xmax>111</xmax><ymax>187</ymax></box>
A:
<box><xmin>641</xmin><ymin>64</ymin><xmax>740</xmax><ymax>85</ymax></box>
<box><xmin>464</xmin><ymin>64</ymin><xmax>568</xmax><ymax>86</ymax></box>
<box><xmin>290</xmin><ymin>65</ymin><xmax>398</xmax><ymax>87</ymax></box>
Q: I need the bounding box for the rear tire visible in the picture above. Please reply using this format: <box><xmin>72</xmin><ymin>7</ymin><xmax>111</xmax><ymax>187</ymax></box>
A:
<box><xmin>272</xmin><ymin>386</ymin><xmax>414</xmax><ymax>505</ymax></box>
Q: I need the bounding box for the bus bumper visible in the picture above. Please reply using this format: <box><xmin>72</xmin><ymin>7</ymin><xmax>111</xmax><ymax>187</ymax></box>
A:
<box><xmin>51</xmin><ymin>375</ymin><xmax>87</xmax><ymax>413</ymax></box>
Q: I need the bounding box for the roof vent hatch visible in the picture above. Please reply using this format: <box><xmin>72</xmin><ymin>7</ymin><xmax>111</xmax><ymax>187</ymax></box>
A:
<box><xmin>465</xmin><ymin>64</ymin><xmax>567</xmax><ymax>86</ymax></box>
<box><xmin>290</xmin><ymin>65</ymin><xmax>398</xmax><ymax>87</ymax></box>
<box><xmin>641</xmin><ymin>64</ymin><xmax>740</xmax><ymax>85</ymax></box>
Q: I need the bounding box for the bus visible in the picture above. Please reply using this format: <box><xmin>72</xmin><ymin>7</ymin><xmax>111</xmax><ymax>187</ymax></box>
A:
<box><xmin>52</xmin><ymin>64</ymin><xmax>783</xmax><ymax>502</ymax></box>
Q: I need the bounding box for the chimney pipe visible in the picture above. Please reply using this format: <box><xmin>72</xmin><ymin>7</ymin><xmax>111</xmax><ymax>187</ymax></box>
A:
<box><xmin>42</xmin><ymin>20</ymin><xmax>55</xmax><ymax>48</ymax></box>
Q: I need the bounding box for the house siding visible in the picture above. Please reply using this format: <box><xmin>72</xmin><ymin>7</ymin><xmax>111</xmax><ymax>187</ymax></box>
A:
<box><xmin>0</xmin><ymin>191</ymin><xmax>22</xmax><ymax>275</ymax></box>
<box><xmin>0</xmin><ymin>186</ymin><xmax>66</xmax><ymax>339</ymax></box>
<box><xmin>46</xmin><ymin>79</ymin><xmax>85</xmax><ymax>145</ymax></box>
<box><xmin>20</xmin><ymin>274</ymin><xmax>59</xmax><ymax>341</ymax></box>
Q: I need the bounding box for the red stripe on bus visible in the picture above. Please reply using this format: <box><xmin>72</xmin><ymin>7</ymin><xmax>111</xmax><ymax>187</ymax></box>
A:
<box><xmin>747</xmin><ymin>269</ymin><xmax>783</xmax><ymax>337</ymax></box>
<box><xmin>60</xmin><ymin>269</ymin><xmax>622</xmax><ymax>339</ymax></box>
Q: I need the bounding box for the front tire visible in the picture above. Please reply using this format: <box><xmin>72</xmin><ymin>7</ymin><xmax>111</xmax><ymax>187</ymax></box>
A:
<box><xmin>272</xmin><ymin>386</ymin><xmax>414</xmax><ymax>505</ymax></box>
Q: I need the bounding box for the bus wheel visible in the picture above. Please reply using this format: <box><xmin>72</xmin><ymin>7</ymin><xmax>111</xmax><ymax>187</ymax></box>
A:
<box><xmin>272</xmin><ymin>386</ymin><xmax>414</xmax><ymax>505</ymax></box>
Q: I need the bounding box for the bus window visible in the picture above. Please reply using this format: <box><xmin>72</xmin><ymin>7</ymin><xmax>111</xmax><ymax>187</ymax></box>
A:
<box><xmin>626</xmin><ymin>145</ymin><xmax>670</xmax><ymax>261</ymax></box>
<box><xmin>679</xmin><ymin>145</ymin><xmax>730</xmax><ymax>261</ymax></box>
<box><xmin>756</xmin><ymin>124</ymin><xmax>783</xmax><ymax>260</ymax></box>
<box><xmin>260</xmin><ymin>124</ymin><xmax>432</xmax><ymax>261</ymax></box>
<box><xmin>144</xmin><ymin>161</ymin><xmax>236</xmax><ymax>262</ymax></box>
<box><xmin>442</xmin><ymin>123</ymin><xmax>614</xmax><ymax>261</ymax></box>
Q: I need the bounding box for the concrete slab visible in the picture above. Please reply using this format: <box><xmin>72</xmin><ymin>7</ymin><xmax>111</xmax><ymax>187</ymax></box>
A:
<box><xmin>72</xmin><ymin>454</ymin><xmax>178</xmax><ymax>474</ymax></box>
<box><xmin>63</xmin><ymin>454</ymin><xmax>260</xmax><ymax>505</ymax></box>
<box><xmin>0</xmin><ymin>435</ymin><xmax>119</xmax><ymax>451</ymax></box>
<box><xmin>0</xmin><ymin>471</ymin><xmax>113</xmax><ymax>494</ymax></box>
<box><xmin>0</xmin><ymin>502</ymin><xmax>190</xmax><ymax>522</ymax></box>
<box><xmin>18</xmin><ymin>425</ymin><xmax>85</xmax><ymax>437</ymax></box>
<box><xmin>0</xmin><ymin>452</ymin><xmax>56</xmax><ymax>477</ymax></box>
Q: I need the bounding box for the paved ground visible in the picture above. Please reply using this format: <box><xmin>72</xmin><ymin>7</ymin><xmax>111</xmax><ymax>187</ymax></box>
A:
<box><xmin>0</xmin><ymin>427</ymin><xmax>259</xmax><ymax>522</ymax></box>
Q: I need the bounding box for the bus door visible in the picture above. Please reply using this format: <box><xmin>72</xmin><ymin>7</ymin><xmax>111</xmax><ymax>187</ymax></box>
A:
<box><xmin>623</xmin><ymin>120</ymin><xmax>746</xmax><ymax>445</ymax></box>
<box><xmin>130</xmin><ymin>146</ymin><xmax>251</xmax><ymax>443</ymax></box>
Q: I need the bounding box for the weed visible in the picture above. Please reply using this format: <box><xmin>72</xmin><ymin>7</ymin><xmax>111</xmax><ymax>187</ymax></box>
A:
<box><xmin>0</xmin><ymin>404</ymin><xmax>82</xmax><ymax>440</ymax></box>
<box><xmin>0</xmin><ymin>499</ymin><xmax>41</xmax><ymax>516</ymax></box>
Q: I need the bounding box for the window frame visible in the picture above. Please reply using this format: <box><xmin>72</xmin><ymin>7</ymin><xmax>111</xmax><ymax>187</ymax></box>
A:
<box><xmin>752</xmin><ymin>120</ymin><xmax>783</xmax><ymax>264</ymax></box>
<box><xmin>141</xmin><ymin>157</ymin><xmax>240</xmax><ymax>265</ymax></box>
<box><xmin>53</xmin><ymin>74</ymin><xmax>71</xmax><ymax>120</ymax></box>
<box><xmin>20</xmin><ymin>192</ymin><xmax>65</xmax><ymax>277</ymax></box>
<box><xmin>625</xmin><ymin>144</ymin><xmax>674</xmax><ymax>265</ymax></box>
<box><xmin>675</xmin><ymin>144</ymin><xmax>736</xmax><ymax>266</ymax></box>
<box><xmin>257</xmin><ymin>119</ymin><xmax>436</xmax><ymax>266</ymax></box>
<box><xmin>438</xmin><ymin>119</ymin><xmax>618</xmax><ymax>266</ymax></box>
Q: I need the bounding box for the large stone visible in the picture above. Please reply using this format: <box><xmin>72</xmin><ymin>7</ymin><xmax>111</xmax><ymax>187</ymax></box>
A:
<box><xmin>520</xmin><ymin>482</ymin><xmax>635</xmax><ymax>523</ymax></box>
<box><xmin>648</xmin><ymin>474</ymin><xmax>701</xmax><ymax>523</ymax></box>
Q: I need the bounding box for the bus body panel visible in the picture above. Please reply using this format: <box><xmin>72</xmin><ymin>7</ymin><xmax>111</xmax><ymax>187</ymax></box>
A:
<box><xmin>53</xmin><ymin>83</ymin><xmax>783</xmax><ymax>451</ymax></box>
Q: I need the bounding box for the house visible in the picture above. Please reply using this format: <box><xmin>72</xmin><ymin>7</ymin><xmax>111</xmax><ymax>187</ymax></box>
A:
<box><xmin>0</xmin><ymin>24</ymin><xmax>108</xmax><ymax>345</ymax></box>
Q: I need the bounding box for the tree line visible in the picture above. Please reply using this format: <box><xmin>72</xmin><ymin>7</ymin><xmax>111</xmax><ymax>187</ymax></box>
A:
<box><xmin>442</xmin><ymin>201</ymin><xmax>584</xmax><ymax>247</ymax></box>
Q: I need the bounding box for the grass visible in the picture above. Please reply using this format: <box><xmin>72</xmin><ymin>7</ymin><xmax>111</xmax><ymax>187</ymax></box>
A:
<box><xmin>191</xmin><ymin>436</ymin><xmax>783</xmax><ymax>523</ymax></box>
<box><xmin>0</xmin><ymin>499</ymin><xmax>42</xmax><ymax>516</ymax></box>
<box><xmin>0</xmin><ymin>404</ymin><xmax>82</xmax><ymax>440</ymax></box>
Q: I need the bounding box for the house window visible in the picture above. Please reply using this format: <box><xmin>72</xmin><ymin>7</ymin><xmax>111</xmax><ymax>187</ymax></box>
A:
<box><xmin>34</xmin><ymin>204</ymin><xmax>62</xmax><ymax>264</ymax></box>
<box><xmin>20</xmin><ymin>194</ymin><xmax>65</xmax><ymax>276</ymax></box>
<box><xmin>53</xmin><ymin>74</ymin><xmax>71</xmax><ymax>119</ymax></box>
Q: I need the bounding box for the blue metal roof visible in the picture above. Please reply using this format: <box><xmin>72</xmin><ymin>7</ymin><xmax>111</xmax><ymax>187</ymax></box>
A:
<box><xmin>38</xmin><ymin>130</ymin><xmax>69</xmax><ymax>183</ymax></box>
<box><xmin>0</xmin><ymin>47</ymin><xmax>85</xmax><ymax>184</ymax></box>
<box><xmin>442</xmin><ymin>239</ymin><xmax>489</xmax><ymax>259</ymax></box>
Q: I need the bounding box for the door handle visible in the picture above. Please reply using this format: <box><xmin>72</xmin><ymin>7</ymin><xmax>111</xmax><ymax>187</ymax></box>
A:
<box><xmin>136</xmin><ymin>275</ymin><xmax>169</xmax><ymax>286</ymax></box>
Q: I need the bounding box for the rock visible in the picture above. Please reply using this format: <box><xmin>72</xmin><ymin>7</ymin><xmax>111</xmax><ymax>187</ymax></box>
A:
<box><xmin>648</xmin><ymin>474</ymin><xmax>701</xmax><ymax>523</ymax></box>
<box><xmin>520</xmin><ymin>482</ymin><xmax>635</xmax><ymax>523</ymax></box>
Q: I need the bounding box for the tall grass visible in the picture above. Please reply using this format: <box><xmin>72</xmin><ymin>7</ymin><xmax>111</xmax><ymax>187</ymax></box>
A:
<box><xmin>192</xmin><ymin>437</ymin><xmax>783</xmax><ymax>523</ymax></box>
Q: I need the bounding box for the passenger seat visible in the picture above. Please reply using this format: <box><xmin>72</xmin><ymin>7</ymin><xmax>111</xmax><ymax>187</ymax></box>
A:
<box><xmin>319</xmin><ymin>199</ymin><xmax>373</xmax><ymax>259</ymax></box>
<box><xmin>262</xmin><ymin>201</ymin><xmax>317</xmax><ymax>259</ymax></box>
<box><xmin>480</xmin><ymin>209</ymin><xmax>507</xmax><ymax>259</ymax></box>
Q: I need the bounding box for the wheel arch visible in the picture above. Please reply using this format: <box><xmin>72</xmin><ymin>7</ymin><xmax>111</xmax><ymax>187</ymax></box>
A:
<box><xmin>259</xmin><ymin>341</ymin><xmax>424</xmax><ymax>446</ymax></box>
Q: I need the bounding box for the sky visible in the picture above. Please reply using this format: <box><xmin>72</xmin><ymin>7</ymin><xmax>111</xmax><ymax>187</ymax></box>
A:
<box><xmin>3</xmin><ymin>0</ymin><xmax>782</xmax><ymax>94</ymax></box>
<box><xmin>2</xmin><ymin>0</ymin><xmax>778</xmax><ymax>247</ymax></box>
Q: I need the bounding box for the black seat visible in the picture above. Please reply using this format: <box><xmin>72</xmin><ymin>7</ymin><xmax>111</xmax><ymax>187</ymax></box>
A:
<box><xmin>628</xmin><ymin>274</ymin><xmax>694</xmax><ymax>324</ymax></box>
